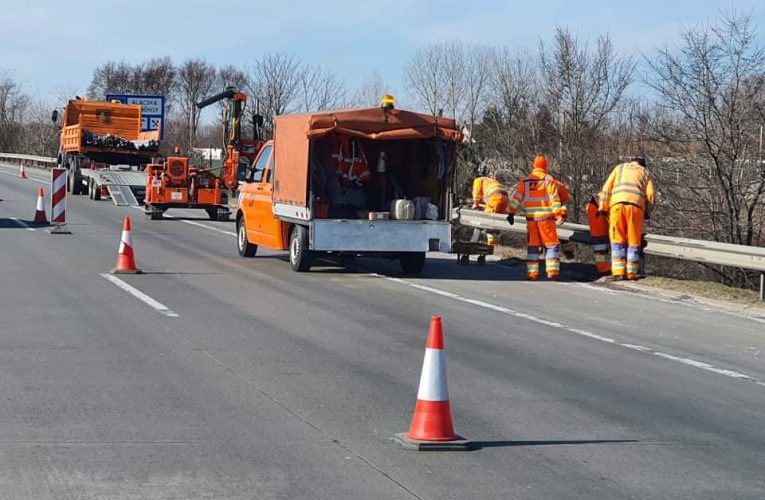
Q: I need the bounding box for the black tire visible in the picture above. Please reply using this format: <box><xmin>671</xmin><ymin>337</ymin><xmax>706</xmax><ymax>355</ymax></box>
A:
<box><xmin>88</xmin><ymin>181</ymin><xmax>94</xmax><ymax>199</ymax></box>
<box><xmin>477</xmin><ymin>255</ymin><xmax>486</xmax><ymax>265</ymax></box>
<box><xmin>150</xmin><ymin>211</ymin><xmax>163</xmax><ymax>220</ymax></box>
<box><xmin>70</xmin><ymin>171</ymin><xmax>83</xmax><ymax>195</ymax></box>
<box><xmin>289</xmin><ymin>225</ymin><xmax>312</xmax><ymax>272</ymax></box>
<box><xmin>93</xmin><ymin>183</ymin><xmax>101</xmax><ymax>200</ymax></box>
<box><xmin>400</xmin><ymin>252</ymin><xmax>426</xmax><ymax>275</ymax></box>
<box><xmin>207</xmin><ymin>208</ymin><xmax>218</xmax><ymax>221</ymax></box>
<box><xmin>237</xmin><ymin>217</ymin><xmax>257</xmax><ymax>257</ymax></box>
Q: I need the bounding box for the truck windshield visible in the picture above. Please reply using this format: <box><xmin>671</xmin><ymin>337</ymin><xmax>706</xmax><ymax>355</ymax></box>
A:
<box><xmin>250</xmin><ymin>145</ymin><xmax>272</xmax><ymax>182</ymax></box>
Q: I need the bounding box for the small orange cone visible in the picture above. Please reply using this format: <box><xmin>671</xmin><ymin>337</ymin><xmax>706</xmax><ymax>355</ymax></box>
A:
<box><xmin>18</xmin><ymin>164</ymin><xmax>28</xmax><ymax>179</ymax></box>
<box><xmin>392</xmin><ymin>316</ymin><xmax>471</xmax><ymax>451</ymax></box>
<box><xmin>112</xmin><ymin>216</ymin><xmax>142</xmax><ymax>274</ymax></box>
<box><xmin>33</xmin><ymin>187</ymin><xmax>48</xmax><ymax>224</ymax></box>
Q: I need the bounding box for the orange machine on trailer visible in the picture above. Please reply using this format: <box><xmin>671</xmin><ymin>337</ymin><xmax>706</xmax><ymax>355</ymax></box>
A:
<box><xmin>143</xmin><ymin>88</ymin><xmax>263</xmax><ymax>220</ymax></box>
<box><xmin>236</xmin><ymin>96</ymin><xmax>462</xmax><ymax>275</ymax></box>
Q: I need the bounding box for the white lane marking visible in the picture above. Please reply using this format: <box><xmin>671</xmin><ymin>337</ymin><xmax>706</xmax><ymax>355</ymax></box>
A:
<box><xmin>380</xmin><ymin>276</ymin><xmax>765</xmax><ymax>388</ymax></box>
<box><xmin>132</xmin><ymin>209</ymin><xmax>765</xmax><ymax>387</ymax></box>
<box><xmin>0</xmin><ymin>167</ymin><xmax>48</xmax><ymax>184</ymax></box>
<box><xmin>175</xmin><ymin>218</ymin><xmax>236</xmax><ymax>236</ymax></box>
<box><xmin>9</xmin><ymin>217</ymin><xmax>35</xmax><ymax>231</ymax></box>
<box><xmin>100</xmin><ymin>273</ymin><xmax>179</xmax><ymax>318</ymax></box>
<box><xmin>129</xmin><ymin>206</ymin><xmax>237</xmax><ymax>237</ymax></box>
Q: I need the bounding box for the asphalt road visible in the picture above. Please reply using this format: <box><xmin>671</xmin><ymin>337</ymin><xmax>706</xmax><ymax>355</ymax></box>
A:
<box><xmin>1</xmin><ymin>164</ymin><xmax>764</xmax><ymax>499</ymax></box>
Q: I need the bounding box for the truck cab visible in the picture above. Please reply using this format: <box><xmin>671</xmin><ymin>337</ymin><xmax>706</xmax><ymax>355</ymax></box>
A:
<box><xmin>236</xmin><ymin>102</ymin><xmax>462</xmax><ymax>274</ymax></box>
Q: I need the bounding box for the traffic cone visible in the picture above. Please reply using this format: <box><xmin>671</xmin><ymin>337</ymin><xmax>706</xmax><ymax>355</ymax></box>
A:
<box><xmin>33</xmin><ymin>187</ymin><xmax>48</xmax><ymax>224</ymax></box>
<box><xmin>112</xmin><ymin>216</ymin><xmax>142</xmax><ymax>274</ymax></box>
<box><xmin>18</xmin><ymin>164</ymin><xmax>27</xmax><ymax>179</ymax></box>
<box><xmin>391</xmin><ymin>316</ymin><xmax>471</xmax><ymax>451</ymax></box>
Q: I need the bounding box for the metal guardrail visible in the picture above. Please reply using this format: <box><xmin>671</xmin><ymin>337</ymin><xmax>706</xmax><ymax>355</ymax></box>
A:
<box><xmin>0</xmin><ymin>153</ymin><xmax>56</xmax><ymax>168</ymax></box>
<box><xmin>454</xmin><ymin>208</ymin><xmax>765</xmax><ymax>298</ymax></box>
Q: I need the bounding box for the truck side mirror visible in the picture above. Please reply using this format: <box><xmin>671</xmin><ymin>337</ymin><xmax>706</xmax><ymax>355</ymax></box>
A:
<box><xmin>252</xmin><ymin>114</ymin><xmax>264</xmax><ymax>127</ymax></box>
<box><xmin>51</xmin><ymin>110</ymin><xmax>59</xmax><ymax>124</ymax></box>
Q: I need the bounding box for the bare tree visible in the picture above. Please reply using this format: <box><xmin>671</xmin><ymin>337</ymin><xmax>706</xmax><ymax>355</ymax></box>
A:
<box><xmin>87</xmin><ymin>61</ymin><xmax>134</xmax><ymax>98</ymax></box>
<box><xmin>21</xmin><ymin>99</ymin><xmax>58</xmax><ymax>156</ymax></box>
<box><xmin>540</xmin><ymin>27</ymin><xmax>635</xmax><ymax>219</ymax></box>
<box><xmin>353</xmin><ymin>72</ymin><xmax>389</xmax><ymax>107</ymax></box>
<box><xmin>137</xmin><ymin>57</ymin><xmax>176</xmax><ymax>97</ymax></box>
<box><xmin>0</xmin><ymin>70</ymin><xmax>29</xmax><ymax>152</ymax></box>
<box><xmin>248</xmin><ymin>53</ymin><xmax>302</xmax><ymax>138</ymax></box>
<box><xmin>463</xmin><ymin>45</ymin><xmax>492</xmax><ymax>134</ymax></box>
<box><xmin>405</xmin><ymin>44</ymin><xmax>446</xmax><ymax>115</ymax></box>
<box><xmin>177</xmin><ymin>58</ymin><xmax>216</xmax><ymax>148</ymax></box>
<box><xmin>297</xmin><ymin>65</ymin><xmax>346</xmax><ymax>112</ymax></box>
<box><xmin>645</xmin><ymin>11</ymin><xmax>765</xmax><ymax>261</ymax></box>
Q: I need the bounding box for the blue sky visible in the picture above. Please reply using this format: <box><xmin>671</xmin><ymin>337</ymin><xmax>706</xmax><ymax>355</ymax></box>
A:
<box><xmin>1</xmin><ymin>0</ymin><xmax>763</xmax><ymax>103</ymax></box>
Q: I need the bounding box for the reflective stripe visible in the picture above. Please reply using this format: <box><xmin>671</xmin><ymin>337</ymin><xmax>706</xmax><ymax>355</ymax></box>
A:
<box><xmin>593</xmin><ymin>243</ymin><xmax>609</xmax><ymax>252</ymax></box>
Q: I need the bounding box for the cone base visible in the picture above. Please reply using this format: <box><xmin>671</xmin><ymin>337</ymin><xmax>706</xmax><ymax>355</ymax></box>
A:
<box><xmin>391</xmin><ymin>433</ymin><xmax>472</xmax><ymax>451</ymax></box>
<box><xmin>112</xmin><ymin>268</ymin><xmax>143</xmax><ymax>274</ymax></box>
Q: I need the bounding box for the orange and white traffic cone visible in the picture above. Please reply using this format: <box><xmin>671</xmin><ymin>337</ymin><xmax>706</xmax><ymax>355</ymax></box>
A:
<box><xmin>33</xmin><ymin>187</ymin><xmax>48</xmax><ymax>224</ymax></box>
<box><xmin>112</xmin><ymin>216</ymin><xmax>142</xmax><ymax>274</ymax></box>
<box><xmin>18</xmin><ymin>164</ymin><xmax>28</xmax><ymax>179</ymax></box>
<box><xmin>392</xmin><ymin>316</ymin><xmax>471</xmax><ymax>451</ymax></box>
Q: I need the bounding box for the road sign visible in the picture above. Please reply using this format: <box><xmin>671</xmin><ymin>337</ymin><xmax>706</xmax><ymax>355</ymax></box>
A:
<box><xmin>106</xmin><ymin>94</ymin><xmax>165</xmax><ymax>140</ymax></box>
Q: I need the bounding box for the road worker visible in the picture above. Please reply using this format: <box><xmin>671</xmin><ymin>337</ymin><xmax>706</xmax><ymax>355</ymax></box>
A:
<box><xmin>598</xmin><ymin>157</ymin><xmax>656</xmax><ymax>280</ymax></box>
<box><xmin>507</xmin><ymin>155</ymin><xmax>567</xmax><ymax>280</ymax></box>
<box><xmin>585</xmin><ymin>195</ymin><xmax>610</xmax><ymax>276</ymax></box>
<box><xmin>471</xmin><ymin>174</ymin><xmax>509</xmax><ymax>248</ymax></box>
<box><xmin>332</xmin><ymin>134</ymin><xmax>371</xmax><ymax>189</ymax></box>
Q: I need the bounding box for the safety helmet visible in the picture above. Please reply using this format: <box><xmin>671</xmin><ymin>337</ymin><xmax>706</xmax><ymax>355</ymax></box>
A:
<box><xmin>533</xmin><ymin>155</ymin><xmax>548</xmax><ymax>170</ymax></box>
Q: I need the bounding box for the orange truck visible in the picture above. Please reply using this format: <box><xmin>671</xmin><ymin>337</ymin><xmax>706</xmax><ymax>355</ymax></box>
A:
<box><xmin>53</xmin><ymin>99</ymin><xmax>160</xmax><ymax>204</ymax></box>
<box><xmin>236</xmin><ymin>98</ymin><xmax>462</xmax><ymax>274</ymax></box>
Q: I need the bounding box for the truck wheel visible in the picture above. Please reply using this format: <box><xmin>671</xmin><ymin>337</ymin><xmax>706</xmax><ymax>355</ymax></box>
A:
<box><xmin>88</xmin><ymin>181</ymin><xmax>94</xmax><ymax>199</ymax></box>
<box><xmin>207</xmin><ymin>208</ymin><xmax>218</xmax><ymax>221</ymax></box>
<box><xmin>400</xmin><ymin>252</ymin><xmax>426</xmax><ymax>275</ymax></box>
<box><xmin>289</xmin><ymin>225</ymin><xmax>312</xmax><ymax>272</ymax></box>
<box><xmin>93</xmin><ymin>183</ymin><xmax>101</xmax><ymax>200</ymax></box>
<box><xmin>69</xmin><ymin>171</ymin><xmax>83</xmax><ymax>195</ymax></box>
<box><xmin>237</xmin><ymin>218</ymin><xmax>257</xmax><ymax>257</ymax></box>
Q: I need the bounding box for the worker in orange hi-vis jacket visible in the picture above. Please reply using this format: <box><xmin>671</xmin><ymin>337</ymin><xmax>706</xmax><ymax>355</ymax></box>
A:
<box><xmin>507</xmin><ymin>155</ymin><xmax>567</xmax><ymax>280</ymax></box>
<box><xmin>598</xmin><ymin>157</ymin><xmax>656</xmax><ymax>280</ymax></box>
<box><xmin>471</xmin><ymin>175</ymin><xmax>509</xmax><ymax>248</ymax></box>
<box><xmin>585</xmin><ymin>195</ymin><xmax>610</xmax><ymax>276</ymax></box>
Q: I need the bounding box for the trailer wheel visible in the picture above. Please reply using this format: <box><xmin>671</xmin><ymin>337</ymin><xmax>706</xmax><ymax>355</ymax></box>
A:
<box><xmin>92</xmin><ymin>183</ymin><xmax>101</xmax><ymax>201</ymax></box>
<box><xmin>289</xmin><ymin>225</ymin><xmax>312</xmax><ymax>272</ymax></box>
<box><xmin>206</xmin><ymin>208</ymin><xmax>218</xmax><ymax>221</ymax></box>
<box><xmin>400</xmin><ymin>252</ymin><xmax>426</xmax><ymax>275</ymax></box>
<box><xmin>237</xmin><ymin>218</ymin><xmax>257</xmax><ymax>257</ymax></box>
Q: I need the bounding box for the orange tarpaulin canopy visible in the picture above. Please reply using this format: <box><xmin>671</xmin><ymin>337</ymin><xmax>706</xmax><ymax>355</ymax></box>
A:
<box><xmin>284</xmin><ymin>108</ymin><xmax>463</xmax><ymax>142</ymax></box>
<box><xmin>272</xmin><ymin>107</ymin><xmax>461</xmax><ymax>207</ymax></box>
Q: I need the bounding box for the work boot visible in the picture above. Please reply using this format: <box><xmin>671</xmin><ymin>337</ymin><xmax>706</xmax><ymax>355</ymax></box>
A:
<box><xmin>606</xmin><ymin>275</ymin><xmax>625</xmax><ymax>282</ymax></box>
<box><xmin>626</xmin><ymin>274</ymin><xmax>638</xmax><ymax>281</ymax></box>
<box><xmin>547</xmin><ymin>273</ymin><xmax>560</xmax><ymax>281</ymax></box>
<box><xmin>527</xmin><ymin>274</ymin><xmax>539</xmax><ymax>281</ymax></box>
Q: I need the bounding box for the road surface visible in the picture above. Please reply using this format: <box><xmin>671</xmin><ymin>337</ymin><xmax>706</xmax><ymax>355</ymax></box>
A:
<box><xmin>1</xmin><ymin>164</ymin><xmax>764</xmax><ymax>499</ymax></box>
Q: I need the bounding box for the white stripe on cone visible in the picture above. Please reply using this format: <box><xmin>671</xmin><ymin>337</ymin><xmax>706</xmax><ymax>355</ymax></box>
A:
<box><xmin>416</xmin><ymin>348</ymin><xmax>449</xmax><ymax>401</ymax></box>
<box><xmin>35</xmin><ymin>193</ymin><xmax>45</xmax><ymax>211</ymax></box>
<box><xmin>118</xmin><ymin>230</ymin><xmax>132</xmax><ymax>253</ymax></box>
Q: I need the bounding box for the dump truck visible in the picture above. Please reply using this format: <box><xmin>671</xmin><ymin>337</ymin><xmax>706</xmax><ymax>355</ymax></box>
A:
<box><xmin>236</xmin><ymin>97</ymin><xmax>462</xmax><ymax>275</ymax></box>
<box><xmin>53</xmin><ymin>99</ymin><xmax>161</xmax><ymax>205</ymax></box>
<box><xmin>143</xmin><ymin>88</ymin><xmax>263</xmax><ymax>220</ymax></box>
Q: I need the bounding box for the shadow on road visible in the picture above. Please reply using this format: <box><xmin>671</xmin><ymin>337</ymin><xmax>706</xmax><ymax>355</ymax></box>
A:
<box><xmin>472</xmin><ymin>439</ymin><xmax>639</xmax><ymax>450</ymax></box>
<box><xmin>0</xmin><ymin>218</ymin><xmax>49</xmax><ymax>229</ymax></box>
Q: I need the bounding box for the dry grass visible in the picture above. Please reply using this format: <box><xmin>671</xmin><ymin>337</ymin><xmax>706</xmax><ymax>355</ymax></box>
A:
<box><xmin>637</xmin><ymin>276</ymin><xmax>763</xmax><ymax>304</ymax></box>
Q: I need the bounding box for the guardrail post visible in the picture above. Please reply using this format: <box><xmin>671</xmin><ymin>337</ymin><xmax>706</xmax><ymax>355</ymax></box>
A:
<box><xmin>760</xmin><ymin>273</ymin><xmax>764</xmax><ymax>301</ymax></box>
